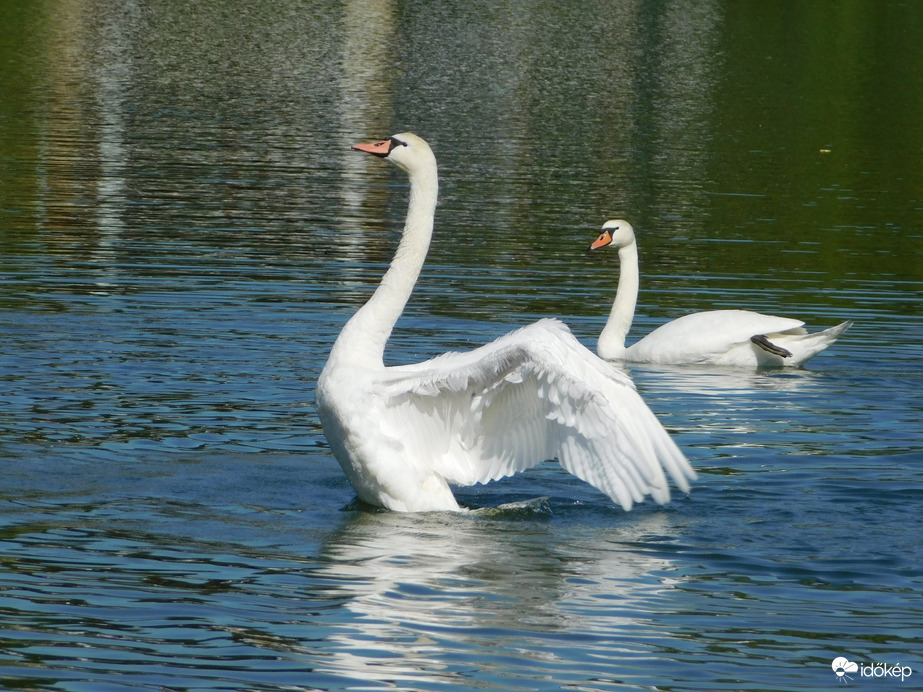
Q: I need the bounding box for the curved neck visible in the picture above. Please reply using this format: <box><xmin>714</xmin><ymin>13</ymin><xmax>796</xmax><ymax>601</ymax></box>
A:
<box><xmin>597</xmin><ymin>240</ymin><xmax>639</xmax><ymax>360</ymax></box>
<box><xmin>329</xmin><ymin>162</ymin><xmax>438</xmax><ymax>368</ymax></box>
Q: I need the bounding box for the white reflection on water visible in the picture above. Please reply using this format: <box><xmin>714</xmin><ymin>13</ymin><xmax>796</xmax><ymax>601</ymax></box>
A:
<box><xmin>624</xmin><ymin>361</ymin><xmax>825</xmax><ymax>396</ymax></box>
<box><xmin>605</xmin><ymin>362</ymin><xmax>835</xmax><ymax>453</ymax></box>
<box><xmin>311</xmin><ymin>508</ymin><xmax>682</xmax><ymax>687</ymax></box>
<box><xmin>336</xmin><ymin>0</ymin><xmax>396</xmax><ymax>234</ymax></box>
<box><xmin>92</xmin><ymin>4</ymin><xmax>135</xmax><ymax>292</ymax></box>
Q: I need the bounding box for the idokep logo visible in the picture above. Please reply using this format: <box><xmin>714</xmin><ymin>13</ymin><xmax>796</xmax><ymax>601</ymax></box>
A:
<box><xmin>832</xmin><ymin>656</ymin><xmax>913</xmax><ymax>683</ymax></box>
<box><xmin>832</xmin><ymin>657</ymin><xmax>858</xmax><ymax>683</ymax></box>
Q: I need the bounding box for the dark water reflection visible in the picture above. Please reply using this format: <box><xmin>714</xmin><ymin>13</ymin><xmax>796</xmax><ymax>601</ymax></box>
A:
<box><xmin>2</xmin><ymin>0</ymin><xmax>923</xmax><ymax>689</ymax></box>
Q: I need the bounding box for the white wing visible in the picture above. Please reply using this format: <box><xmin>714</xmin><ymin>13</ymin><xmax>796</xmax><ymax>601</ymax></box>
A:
<box><xmin>642</xmin><ymin>309</ymin><xmax>804</xmax><ymax>346</ymax></box>
<box><xmin>378</xmin><ymin>319</ymin><xmax>695</xmax><ymax>510</ymax></box>
<box><xmin>629</xmin><ymin>310</ymin><xmax>806</xmax><ymax>363</ymax></box>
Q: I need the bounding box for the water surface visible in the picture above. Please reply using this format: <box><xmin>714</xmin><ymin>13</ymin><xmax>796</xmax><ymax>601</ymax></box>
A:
<box><xmin>2</xmin><ymin>1</ymin><xmax>922</xmax><ymax>690</ymax></box>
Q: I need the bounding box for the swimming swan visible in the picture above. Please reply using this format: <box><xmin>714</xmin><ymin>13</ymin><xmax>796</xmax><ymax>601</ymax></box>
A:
<box><xmin>588</xmin><ymin>219</ymin><xmax>852</xmax><ymax>367</ymax></box>
<box><xmin>315</xmin><ymin>135</ymin><xmax>695</xmax><ymax>512</ymax></box>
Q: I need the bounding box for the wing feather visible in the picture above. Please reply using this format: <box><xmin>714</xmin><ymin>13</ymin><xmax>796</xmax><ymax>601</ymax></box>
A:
<box><xmin>377</xmin><ymin>318</ymin><xmax>695</xmax><ymax>509</ymax></box>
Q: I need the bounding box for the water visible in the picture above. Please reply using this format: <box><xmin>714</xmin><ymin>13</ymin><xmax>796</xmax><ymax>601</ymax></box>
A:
<box><xmin>2</xmin><ymin>0</ymin><xmax>922</xmax><ymax>689</ymax></box>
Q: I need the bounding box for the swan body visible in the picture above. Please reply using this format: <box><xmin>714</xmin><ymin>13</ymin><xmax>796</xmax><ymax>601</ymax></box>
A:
<box><xmin>316</xmin><ymin>135</ymin><xmax>695</xmax><ymax>512</ymax></box>
<box><xmin>589</xmin><ymin>220</ymin><xmax>852</xmax><ymax>367</ymax></box>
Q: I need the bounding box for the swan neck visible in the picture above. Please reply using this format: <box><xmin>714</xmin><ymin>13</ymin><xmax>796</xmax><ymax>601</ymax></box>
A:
<box><xmin>329</xmin><ymin>162</ymin><xmax>438</xmax><ymax>368</ymax></box>
<box><xmin>598</xmin><ymin>240</ymin><xmax>639</xmax><ymax>360</ymax></box>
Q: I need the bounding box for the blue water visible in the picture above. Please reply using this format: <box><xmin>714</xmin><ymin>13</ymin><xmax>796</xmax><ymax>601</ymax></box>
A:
<box><xmin>2</xmin><ymin>234</ymin><xmax>921</xmax><ymax>690</ymax></box>
<box><xmin>3</xmin><ymin>1</ymin><xmax>923</xmax><ymax>689</ymax></box>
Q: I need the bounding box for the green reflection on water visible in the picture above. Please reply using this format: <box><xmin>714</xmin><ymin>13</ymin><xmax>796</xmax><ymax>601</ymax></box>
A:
<box><xmin>1</xmin><ymin>0</ymin><xmax>920</xmax><ymax>307</ymax></box>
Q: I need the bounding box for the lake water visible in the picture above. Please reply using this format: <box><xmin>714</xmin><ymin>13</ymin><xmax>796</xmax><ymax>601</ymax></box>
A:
<box><xmin>2</xmin><ymin>1</ymin><xmax>922</xmax><ymax>690</ymax></box>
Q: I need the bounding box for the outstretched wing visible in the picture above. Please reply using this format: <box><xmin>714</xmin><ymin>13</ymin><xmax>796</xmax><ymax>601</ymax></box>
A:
<box><xmin>379</xmin><ymin>319</ymin><xmax>695</xmax><ymax>510</ymax></box>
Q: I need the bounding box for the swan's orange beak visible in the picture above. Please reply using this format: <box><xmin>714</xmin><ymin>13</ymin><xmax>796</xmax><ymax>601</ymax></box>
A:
<box><xmin>352</xmin><ymin>139</ymin><xmax>392</xmax><ymax>157</ymax></box>
<box><xmin>588</xmin><ymin>230</ymin><xmax>613</xmax><ymax>251</ymax></box>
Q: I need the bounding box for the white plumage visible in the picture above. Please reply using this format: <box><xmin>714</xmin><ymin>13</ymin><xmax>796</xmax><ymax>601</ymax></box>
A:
<box><xmin>316</xmin><ymin>134</ymin><xmax>695</xmax><ymax>512</ymax></box>
<box><xmin>589</xmin><ymin>220</ymin><xmax>852</xmax><ymax>367</ymax></box>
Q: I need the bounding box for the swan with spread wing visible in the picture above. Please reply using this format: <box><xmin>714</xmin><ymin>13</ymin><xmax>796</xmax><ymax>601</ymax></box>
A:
<box><xmin>316</xmin><ymin>135</ymin><xmax>695</xmax><ymax>512</ymax></box>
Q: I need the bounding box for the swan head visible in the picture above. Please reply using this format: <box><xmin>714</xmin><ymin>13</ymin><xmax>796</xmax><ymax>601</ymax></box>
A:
<box><xmin>589</xmin><ymin>219</ymin><xmax>636</xmax><ymax>251</ymax></box>
<box><xmin>352</xmin><ymin>132</ymin><xmax>436</xmax><ymax>175</ymax></box>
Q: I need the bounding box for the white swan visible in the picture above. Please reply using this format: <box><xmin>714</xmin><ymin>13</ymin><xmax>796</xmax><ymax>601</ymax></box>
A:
<box><xmin>588</xmin><ymin>219</ymin><xmax>852</xmax><ymax>367</ymax></box>
<box><xmin>316</xmin><ymin>134</ymin><xmax>696</xmax><ymax>512</ymax></box>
